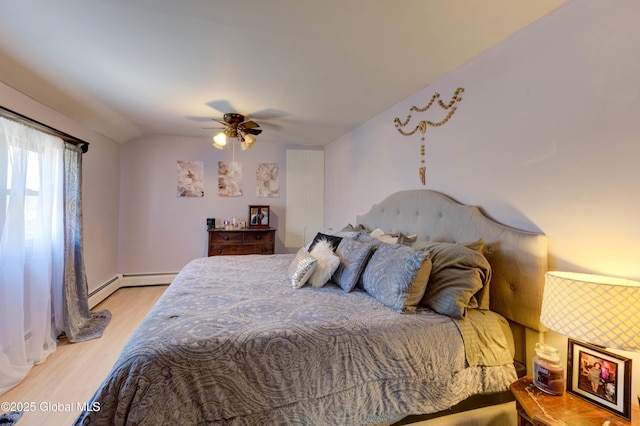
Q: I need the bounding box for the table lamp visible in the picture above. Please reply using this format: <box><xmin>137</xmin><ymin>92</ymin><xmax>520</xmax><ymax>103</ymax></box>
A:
<box><xmin>540</xmin><ymin>271</ymin><xmax>640</xmax><ymax>410</ymax></box>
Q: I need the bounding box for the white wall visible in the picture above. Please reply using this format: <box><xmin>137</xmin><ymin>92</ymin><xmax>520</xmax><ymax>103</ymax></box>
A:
<box><xmin>0</xmin><ymin>82</ymin><xmax>121</xmax><ymax>293</ymax></box>
<box><xmin>325</xmin><ymin>0</ymin><xmax>640</xmax><ymax>404</ymax></box>
<box><xmin>118</xmin><ymin>134</ymin><xmax>319</xmax><ymax>273</ymax></box>
<box><xmin>327</xmin><ymin>0</ymin><xmax>640</xmax><ymax>278</ymax></box>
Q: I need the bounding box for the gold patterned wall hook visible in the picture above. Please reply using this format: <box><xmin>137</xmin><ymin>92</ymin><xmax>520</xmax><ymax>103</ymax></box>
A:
<box><xmin>394</xmin><ymin>87</ymin><xmax>464</xmax><ymax>185</ymax></box>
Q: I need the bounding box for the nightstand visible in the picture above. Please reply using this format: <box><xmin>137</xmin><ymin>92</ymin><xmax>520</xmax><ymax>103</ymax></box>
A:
<box><xmin>511</xmin><ymin>375</ymin><xmax>639</xmax><ymax>426</ymax></box>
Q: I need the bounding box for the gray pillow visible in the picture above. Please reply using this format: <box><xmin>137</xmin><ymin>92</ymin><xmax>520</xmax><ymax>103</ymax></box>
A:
<box><xmin>417</xmin><ymin>241</ymin><xmax>491</xmax><ymax>318</ymax></box>
<box><xmin>354</xmin><ymin>232</ymin><xmax>384</xmax><ymax>249</ymax></box>
<box><xmin>287</xmin><ymin>248</ymin><xmax>318</xmax><ymax>289</ymax></box>
<box><xmin>361</xmin><ymin>243</ymin><xmax>432</xmax><ymax>313</ymax></box>
<box><xmin>332</xmin><ymin>238</ymin><xmax>374</xmax><ymax>292</ymax></box>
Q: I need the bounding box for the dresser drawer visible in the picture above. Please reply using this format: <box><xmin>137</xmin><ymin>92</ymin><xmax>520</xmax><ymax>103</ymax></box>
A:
<box><xmin>244</xmin><ymin>231</ymin><xmax>274</xmax><ymax>243</ymax></box>
<box><xmin>209</xmin><ymin>244</ymin><xmax>247</xmax><ymax>255</ymax></box>
<box><xmin>207</xmin><ymin>228</ymin><xmax>276</xmax><ymax>256</ymax></box>
<box><xmin>242</xmin><ymin>244</ymin><xmax>274</xmax><ymax>255</ymax></box>
<box><xmin>209</xmin><ymin>232</ymin><xmax>244</xmax><ymax>243</ymax></box>
<box><xmin>210</xmin><ymin>243</ymin><xmax>273</xmax><ymax>255</ymax></box>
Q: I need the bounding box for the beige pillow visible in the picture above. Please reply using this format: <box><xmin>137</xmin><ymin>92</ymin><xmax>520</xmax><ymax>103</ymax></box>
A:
<box><xmin>416</xmin><ymin>240</ymin><xmax>491</xmax><ymax>318</ymax></box>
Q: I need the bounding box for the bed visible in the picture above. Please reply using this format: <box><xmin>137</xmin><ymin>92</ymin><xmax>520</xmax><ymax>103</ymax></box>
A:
<box><xmin>74</xmin><ymin>189</ymin><xmax>547</xmax><ymax>425</ymax></box>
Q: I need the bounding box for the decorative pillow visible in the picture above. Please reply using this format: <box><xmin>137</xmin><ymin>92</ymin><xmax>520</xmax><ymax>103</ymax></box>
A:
<box><xmin>418</xmin><ymin>240</ymin><xmax>491</xmax><ymax>318</ymax></box>
<box><xmin>354</xmin><ymin>232</ymin><xmax>384</xmax><ymax>249</ymax></box>
<box><xmin>361</xmin><ymin>243</ymin><xmax>432</xmax><ymax>313</ymax></box>
<box><xmin>369</xmin><ymin>228</ymin><xmax>398</xmax><ymax>244</ymax></box>
<box><xmin>307</xmin><ymin>232</ymin><xmax>343</xmax><ymax>252</ymax></box>
<box><xmin>332</xmin><ymin>238</ymin><xmax>374</xmax><ymax>292</ymax></box>
<box><xmin>341</xmin><ymin>223</ymin><xmax>369</xmax><ymax>232</ymax></box>
<box><xmin>308</xmin><ymin>240</ymin><xmax>341</xmax><ymax>288</ymax></box>
<box><xmin>287</xmin><ymin>248</ymin><xmax>318</xmax><ymax>289</ymax></box>
<box><xmin>396</xmin><ymin>232</ymin><xmax>418</xmax><ymax>246</ymax></box>
<box><xmin>368</xmin><ymin>228</ymin><xmax>417</xmax><ymax>246</ymax></box>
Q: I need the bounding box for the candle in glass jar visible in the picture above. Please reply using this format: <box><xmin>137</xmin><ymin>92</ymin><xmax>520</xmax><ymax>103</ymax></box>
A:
<box><xmin>533</xmin><ymin>343</ymin><xmax>564</xmax><ymax>395</ymax></box>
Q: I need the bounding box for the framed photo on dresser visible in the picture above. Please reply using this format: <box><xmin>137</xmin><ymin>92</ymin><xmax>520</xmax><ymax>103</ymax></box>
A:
<box><xmin>248</xmin><ymin>205</ymin><xmax>270</xmax><ymax>228</ymax></box>
<box><xmin>567</xmin><ymin>338</ymin><xmax>632</xmax><ymax>420</ymax></box>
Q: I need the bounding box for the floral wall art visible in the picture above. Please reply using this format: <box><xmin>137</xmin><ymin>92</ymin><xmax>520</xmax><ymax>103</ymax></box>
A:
<box><xmin>218</xmin><ymin>161</ymin><xmax>243</xmax><ymax>196</ymax></box>
<box><xmin>177</xmin><ymin>160</ymin><xmax>204</xmax><ymax>197</ymax></box>
<box><xmin>256</xmin><ymin>163</ymin><xmax>279</xmax><ymax>197</ymax></box>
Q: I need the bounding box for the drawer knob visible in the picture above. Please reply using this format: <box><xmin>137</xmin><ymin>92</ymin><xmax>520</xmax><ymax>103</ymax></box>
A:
<box><xmin>217</xmin><ymin>249</ymin><xmax>222</xmax><ymax>254</ymax></box>
<box><xmin>255</xmin><ymin>235</ymin><xmax>262</xmax><ymax>240</ymax></box>
<box><xmin>223</xmin><ymin>236</ymin><xmax>229</xmax><ymax>240</ymax></box>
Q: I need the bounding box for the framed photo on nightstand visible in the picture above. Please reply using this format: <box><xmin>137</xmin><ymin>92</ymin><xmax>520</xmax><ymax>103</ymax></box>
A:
<box><xmin>567</xmin><ymin>338</ymin><xmax>632</xmax><ymax>420</ymax></box>
<box><xmin>248</xmin><ymin>205</ymin><xmax>269</xmax><ymax>228</ymax></box>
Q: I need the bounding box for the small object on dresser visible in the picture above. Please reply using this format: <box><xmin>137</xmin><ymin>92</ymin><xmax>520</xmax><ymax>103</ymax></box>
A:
<box><xmin>206</xmin><ymin>218</ymin><xmax>215</xmax><ymax>229</ymax></box>
<box><xmin>533</xmin><ymin>342</ymin><xmax>564</xmax><ymax>395</ymax></box>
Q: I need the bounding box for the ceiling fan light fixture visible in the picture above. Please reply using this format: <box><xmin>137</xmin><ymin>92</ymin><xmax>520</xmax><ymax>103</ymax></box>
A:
<box><xmin>212</xmin><ymin>132</ymin><xmax>227</xmax><ymax>149</ymax></box>
<box><xmin>244</xmin><ymin>133</ymin><xmax>256</xmax><ymax>146</ymax></box>
<box><xmin>208</xmin><ymin>113</ymin><xmax>260</xmax><ymax>151</ymax></box>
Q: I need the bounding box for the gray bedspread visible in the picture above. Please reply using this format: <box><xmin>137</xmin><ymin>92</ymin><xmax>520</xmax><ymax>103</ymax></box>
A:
<box><xmin>74</xmin><ymin>254</ymin><xmax>517</xmax><ymax>425</ymax></box>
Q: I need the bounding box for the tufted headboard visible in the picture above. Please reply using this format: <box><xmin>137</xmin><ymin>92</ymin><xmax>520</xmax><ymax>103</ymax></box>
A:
<box><xmin>356</xmin><ymin>190</ymin><xmax>548</xmax><ymax>370</ymax></box>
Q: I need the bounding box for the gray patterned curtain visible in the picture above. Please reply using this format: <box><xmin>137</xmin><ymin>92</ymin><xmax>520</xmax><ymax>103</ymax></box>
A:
<box><xmin>61</xmin><ymin>142</ymin><xmax>111</xmax><ymax>342</ymax></box>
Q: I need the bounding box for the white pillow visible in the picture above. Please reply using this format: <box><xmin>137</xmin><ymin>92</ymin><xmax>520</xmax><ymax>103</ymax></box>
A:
<box><xmin>370</xmin><ymin>228</ymin><xmax>398</xmax><ymax>244</ymax></box>
<box><xmin>308</xmin><ymin>240</ymin><xmax>341</xmax><ymax>288</ymax></box>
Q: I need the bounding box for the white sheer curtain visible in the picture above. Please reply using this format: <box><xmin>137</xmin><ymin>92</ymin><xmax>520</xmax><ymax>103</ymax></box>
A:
<box><xmin>0</xmin><ymin>117</ymin><xmax>64</xmax><ymax>394</ymax></box>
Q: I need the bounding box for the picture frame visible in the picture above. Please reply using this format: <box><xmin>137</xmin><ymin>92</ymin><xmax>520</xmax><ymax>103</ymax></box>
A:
<box><xmin>567</xmin><ymin>338</ymin><xmax>632</xmax><ymax>420</ymax></box>
<box><xmin>248</xmin><ymin>205</ymin><xmax>270</xmax><ymax>228</ymax></box>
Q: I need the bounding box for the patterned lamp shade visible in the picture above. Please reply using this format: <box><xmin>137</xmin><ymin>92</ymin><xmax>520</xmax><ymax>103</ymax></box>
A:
<box><xmin>541</xmin><ymin>271</ymin><xmax>640</xmax><ymax>352</ymax></box>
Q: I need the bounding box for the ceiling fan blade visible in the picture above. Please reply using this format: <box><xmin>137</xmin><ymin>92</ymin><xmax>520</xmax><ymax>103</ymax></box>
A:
<box><xmin>206</xmin><ymin>100</ymin><xmax>237</xmax><ymax>115</ymax></box>
<box><xmin>244</xmin><ymin>128</ymin><xmax>262</xmax><ymax>136</ymax></box>
<box><xmin>242</xmin><ymin>120</ymin><xmax>260</xmax><ymax>129</ymax></box>
<box><xmin>258</xmin><ymin>122</ymin><xmax>283</xmax><ymax>131</ymax></box>
<box><xmin>247</xmin><ymin>109</ymin><xmax>290</xmax><ymax>120</ymax></box>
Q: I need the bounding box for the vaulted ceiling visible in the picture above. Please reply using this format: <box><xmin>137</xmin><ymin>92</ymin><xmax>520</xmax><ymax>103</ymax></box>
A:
<box><xmin>0</xmin><ymin>0</ymin><xmax>567</xmax><ymax>146</ymax></box>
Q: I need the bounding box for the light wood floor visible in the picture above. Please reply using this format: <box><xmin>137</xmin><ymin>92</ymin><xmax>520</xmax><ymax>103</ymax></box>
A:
<box><xmin>0</xmin><ymin>285</ymin><xmax>168</xmax><ymax>426</ymax></box>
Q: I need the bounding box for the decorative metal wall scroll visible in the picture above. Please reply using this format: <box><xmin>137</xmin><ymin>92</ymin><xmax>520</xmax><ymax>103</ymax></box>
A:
<box><xmin>393</xmin><ymin>87</ymin><xmax>464</xmax><ymax>185</ymax></box>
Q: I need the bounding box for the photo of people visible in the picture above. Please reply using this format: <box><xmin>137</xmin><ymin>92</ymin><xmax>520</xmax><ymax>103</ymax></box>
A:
<box><xmin>578</xmin><ymin>351</ymin><xmax>617</xmax><ymax>403</ymax></box>
<box><xmin>249</xmin><ymin>205</ymin><xmax>269</xmax><ymax>228</ymax></box>
<box><xmin>250</xmin><ymin>208</ymin><xmax>259</xmax><ymax>225</ymax></box>
<box><xmin>567</xmin><ymin>339</ymin><xmax>631</xmax><ymax>420</ymax></box>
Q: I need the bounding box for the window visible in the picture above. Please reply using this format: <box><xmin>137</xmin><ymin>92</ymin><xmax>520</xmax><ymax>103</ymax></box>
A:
<box><xmin>0</xmin><ymin>118</ymin><xmax>64</xmax><ymax>394</ymax></box>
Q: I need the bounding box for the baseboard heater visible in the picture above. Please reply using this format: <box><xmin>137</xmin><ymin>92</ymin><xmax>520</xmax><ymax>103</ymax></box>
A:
<box><xmin>88</xmin><ymin>272</ymin><xmax>177</xmax><ymax>309</ymax></box>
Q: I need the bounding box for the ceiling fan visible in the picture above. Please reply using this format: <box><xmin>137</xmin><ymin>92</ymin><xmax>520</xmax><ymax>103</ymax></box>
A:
<box><xmin>206</xmin><ymin>113</ymin><xmax>263</xmax><ymax>150</ymax></box>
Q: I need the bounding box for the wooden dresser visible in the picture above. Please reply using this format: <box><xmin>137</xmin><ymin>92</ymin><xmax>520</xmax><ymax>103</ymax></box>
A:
<box><xmin>208</xmin><ymin>228</ymin><xmax>275</xmax><ymax>256</ymax></box>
